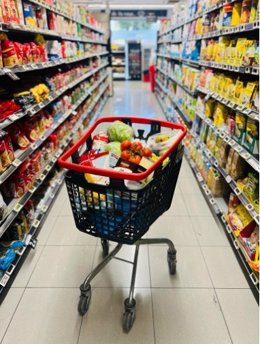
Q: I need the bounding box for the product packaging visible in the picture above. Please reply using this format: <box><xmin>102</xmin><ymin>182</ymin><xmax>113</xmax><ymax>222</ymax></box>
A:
<box><xmin>243</xmin><ymin>118</ymin><xmax>259</xmax><ymax>155</ymax></box>
<box><xmin>23</xmin><ymin>2</ymin><xmax>37</xmax><ymax>28</ymax></box>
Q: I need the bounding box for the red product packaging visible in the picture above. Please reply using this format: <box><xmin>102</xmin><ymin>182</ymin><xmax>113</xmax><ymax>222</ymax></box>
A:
<box><xmin>48</xmin><ymin>133</ymin><xmax>58</xmax><ymax>150</ymax></box>
<box><xmin>4</xmin><ymin>134</ymin><xmax>15</xmax><ymax>162</ymax></box>
<box><xmin>1</xmin><ymin>37</ymin><xmax>19</xmax><ymax>67</ymax></box>
<box><xmin>47</xmin><ymin>11</ymin><xmax>56</xmax><ymax>31</ymax></box>
<box><xmin>1</xmin><ymin>0</ymin><xmax>11</xmax><ymax>23</ymax></box>
<box><xmin>8</xmin><ymin>125</ymin><xmax>30</xmax><ymax>150</ymax></box>
<box><xmin>30</xmin><ymin>151</ymin><xmax>42</xmax><ymax>177</ymax></box>
<box><xmin>23</xmin><ymin>118</ymin><xmax>39</xmax><ymax>142</ymax></box>
<box><xmin>19</xmin><ymin>160</ymin><xmax>34</xmax><ymax>190</ymax></box>
<box><xmin>0</xmin><ymin>136</ymin><xmax>11</xmax><ymax>172</ymax></box>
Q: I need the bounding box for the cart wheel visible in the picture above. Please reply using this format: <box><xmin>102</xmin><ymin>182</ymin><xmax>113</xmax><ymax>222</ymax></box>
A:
<box><xmin>101</xmin><ymin>239</ymin><xmax>109</xmax><ymax>258</ymax></box>
<box><xmin>167</xmin><ymin>250</ymin><xmax>177</xmax><ymax>275</ymax></box>
<box><xmin>78</xmin><ymin>286</ymin><xmax>91</xmax><ymax>316</ymax></box>
<box><xmin>123</xmin><ymin>298</ymin><xmax>136</xmax><ymax>333</ymax></box>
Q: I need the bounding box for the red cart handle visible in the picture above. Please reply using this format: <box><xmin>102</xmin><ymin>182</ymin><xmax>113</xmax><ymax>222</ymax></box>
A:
<box><xmin>58</xmin><ymin>116</ymin><xmax>187</xmax><ymax>181</ymax></box>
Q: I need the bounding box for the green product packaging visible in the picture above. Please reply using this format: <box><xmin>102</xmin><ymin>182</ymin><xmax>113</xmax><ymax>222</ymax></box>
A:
<box><xmin>234</xmin><ymin>113</ymin><xmax>246</xmax><ymax>144</ymax></box>
<box><xmin>243</xmin><ymin>118</ymin><xmax>259</xmax><ymax>156</ymax></box>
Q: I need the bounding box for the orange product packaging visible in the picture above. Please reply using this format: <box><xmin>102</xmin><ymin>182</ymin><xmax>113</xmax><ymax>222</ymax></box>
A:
<box><xmin>1</xmin><ymin>0</ymin><xmax>11</xmax><ymax>23</ymax></box>
<box><xmin>9</xmin><ymin>0</ymin><xmax>20</xmax><ymax>24</ymax></box>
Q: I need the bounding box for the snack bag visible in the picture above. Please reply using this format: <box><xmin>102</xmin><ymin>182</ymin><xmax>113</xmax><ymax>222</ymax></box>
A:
<box><xmin>227</xmin><ymin>203</ymin><xmax>255</xmax><ymax>236</ymax></box>
<box><xmin>0</xmin><ymin>135</ymin><xmax>11</xmax><ymax>171</ymax></box>
<box><xmin>243</xmin><ymin>118</ymin><xmax>259</xmax><ymax>155</ymax></box>
<box><xmin>1</xmin><ymin>35</ymin><xmax>19</xmax><ymax>67</ymax></box>
<box><xmin>240</xmin><ymin>0</ymin><xmax>252</xmax><ymax>23</ymax></box>
<box><xmin>23</xmin><ymin>2</ymin><xmax>37</xmax><ymax>28</ymax></box>
<box><xmin>231</xmin><ymin>2</ymin><xmax>242</xmax><ymax>26</ymax></box>
<box><xmin>234</xmin><ymin>113</ymin><xmax>246</xmax><ymax>144</ymax></box>
<box><xmin>229</xmin><ymin>151</ymin><xmax>247</xmax><ymax>180</ymax></box>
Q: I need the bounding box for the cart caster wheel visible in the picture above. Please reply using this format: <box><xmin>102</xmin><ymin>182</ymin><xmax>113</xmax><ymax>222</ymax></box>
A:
<box><xmin>123</xmin><ymin>298</ymin><xmax>136</xmax><ymax>333</ymax></box>
<box><xmin>78</xmin><ymin>286</ymin><xmax>91</xmax><ymax>316</ymax></box>
<box><xmin>101</xmin><ymin>239</ymin><xmax>109</xmax><ymax>258</ymax></box>
<box><xmin>167</xmin><ymin>250</ymin><xmax>177</xmax><ymax>275</ymax></box>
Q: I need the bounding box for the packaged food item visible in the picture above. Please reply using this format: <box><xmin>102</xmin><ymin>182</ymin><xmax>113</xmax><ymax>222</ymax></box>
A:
<box><xmin>240</xmin><ymin>0</ymin><xmax>252</xmax><ymax>23</ymax></box>
<box><xmin>207</xmin><ymin>167</ymin><xmax>223</xmax><ymax>197</ymax></box>
<box><xmin>23</xmin><ymin>2</ymin><xmax>37</xmax><ymax>28</ymax></box>
<box><xmin>22</xmin><ymin>118</ymin><xmax>39</xmax><ymax>142</ymax></box>
<box><xmin>234</xmin><ymin>113</ymin><xmax>246</xmax><ymax>144</ymax></box>
<box><xmin>229</xmin><ymin>151</ymin><xmax>247</xmax><ymax>180</ymax></box>
<box><xmin>226</xmin><ymin>148</ymin><xmax>235</xmax><ymax>174</ymax></box>
<box><xmin>1</xmin><ymin>35</ymin><xmax>19</xmax><ymax>67</ymax></box>
<box><xmin>223</xmin><ymin>3</ymin><xmax>233</xmax><ymax>26</ymax></box>
<box><xmin>231</xmin><ymin>2</ymin><xmax>242</xmax><ymax>26</ymax></box>
<box><xmin>0</xmin><ymin>134</ymin><xmax>11</xmax><ymax>171</ymax></box>
<box><xmin>217</xmin><ymin>141</ymin><xmax>230</xmax><ymax>168</ymax></box>
<box><xmin>240</xmin><ymin>82</ymin><xmax>257</xmax><ymax>107</ymax></box>
<box><xmin>36</xmin><ymin>6</ymin><xmax>48</xmax><ymax>29</ymax></box>
<box><xmin>227</xmin><ymin>203</ymin><xmax>255</xmax><ymax>236</ymax></box>
<box><xmin>237</xmin><ymin>172</ymin><xmax>259</xmax><ymax>211</ymax></box>
<box><xmin>30</xmin><ymin>151</ymin><xmax>42</xmax><ymax>177</ymax></box>
<box><xmin>0</xmin><ymin>191</ymin><xmax>7</xmax><ymax>221</ymax></box>
<box><xmin>205</xmin><ymin>99</ymin><xmax>215</xmax><ymax>118</ymax></box>
<box><xmin>227</xmin><ymin>193</ymin><xmax>241</xmax><ymax>214</ymax></box>
<box><xmin>240</xmin><ymin>225</ymin><xmax>259</xmax><ymax>260</ymax></box>
<box><xmin>243</xmin><ymin>118</ymin><xmax>259</xmax><ymax>155</ymax></box>
<box><xmin>9</xmin><ymin>0</ymin><xmax>21</xmax><ymax>24</ymax></box>
<box><xmin>8</xmin><ymin>125</ymin><xmax>30</xmax><ymax>150</ymax></box>
<box><xmin>249</xmin><ymin>0</ymin><xmax>258</xmax><ymax>21</ymax></box>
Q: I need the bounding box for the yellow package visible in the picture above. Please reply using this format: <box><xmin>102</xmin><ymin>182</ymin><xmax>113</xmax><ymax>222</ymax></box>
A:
<box><xmin>217</xmin><ymin>37</ymin><xmax>230</xmax><ymax>64</ymax></box>
<box><xmin>205</xmin><ymin>99</ymin><xmax>216</xmax><ymax>118</ymax></box>
<box><xmin>235</xmin><ymin>38</ymin><xmax>248</xmax><ymax>66</ymax></box>
<box><xmin>226</xmin><ymin>78</ymin><xmax>236</xmax><ymax>100</ymax></box>
<box><xmin>213</xmin><ymin>103</ymin><xmax>228</xmax><ymax>129</ymax></box>
<box><xmin>249</xmin><ymin>0</ymin><xmax>258</xmax><ymax>22</ymax></box>
<box><xmin>209</xmin><ymin>74</ymin><xmax>218</xmax><ymax>92</ymax></box>
<box><xmin>196</xmin><ymin>17</ymin><xmax>203</xmax><ymax>35</ymax></box>
<box><xmin>212</xmin><ymin>41</ymin><xmax>219</xmax><ymax>62</ymax></box>
<box><xmin>240</xmin><ymin>82</ymin><xmax>257</xmax><ymax>108</ymax></box>
<box><xmin>206</xmin><ymin>40</ymin><xmax>215</xmax><ymax>60</ymax></box>
<box><xmin>231</xmin><ymin>2</ymin><xmax>242</xmax><ymax>26</ymax></box>
<box><xmin>222</xmin><ymin>77</ymin><xmax>234</xmax><ymax>97</ymax></box>
<box><xmin>228</xmin><ymin>203</ymin><xmax>254</xmax><ymax>236</ymax></box>
<box><xmin>216</xmin><ymin>74</ymin><xmax>225</xmax><ymax>95</ymax></box>
<box><xmin>232</xmin><ymin>80</ymin><xmax>244</xmax><ymax>104</ymax></box>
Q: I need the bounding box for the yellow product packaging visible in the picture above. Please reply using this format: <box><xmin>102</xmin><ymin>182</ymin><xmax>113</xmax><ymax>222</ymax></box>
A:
<box><xmin>213</xmin><ymin>103</ymin><xmax>228</xmax><ymax>129</ymax></box>
<box><xmin>235</xmin><ymin>38</ymin><xmax>248</xmax><ymax>66</ymax></box>
<box><xmin>207</xmin><ymin>167</ymin><xmax>223</xmax><ymax>197</ymax></box>
<box><xmin>249</xmin><ymin>0</ymin><xmax>258</xmax><ymax>22</ymax></box>
<box><xmin>226</xmin><ymin>148</ymin><xmax>235</xmax><ymax>174</ymax></box>
<box><xmin>217</xmin><ymin>37</ymin><xmax>230</xmax><ymax>64</ymax></box>
<box><xmin>196</xmin><ymin>17</ymin><xmax>203</xmax><ymax>35</ymax></box>
<box><xmin>231</xmin><ymin>2</ymin><xmax>242</xmax><ymax>26</ymax></box>
<box><xmin>205</xmin><ymin>99</ymin><xmax>215</xmax><ymax>118</ymax></box>
<box><xmin>206</xmin><ymin>39</ymin><xmax>215</xmax><ymax>60</ymax></box>
<box><xmin>226</xmin><ymin>78</ymin><xmax>236</xmax><ymax>100</ymax></box>
<box><xmin>227</xmin><ymin>203</ymin><xmax>255</xmax><ymax>236</ymax></box>
<box><xmin>234</xmin><ymin>113</ymin><xmax>246</xmax><ymax>144</ymax></box>
<box><xmin>232</xmin><ymin>80</ymin><xmax>244</xmax><ymax>104</ymax></box>
<box><xmin>230</xmin><ymin>152</ymin><xmax>247</xmax><ymax>180</ymax></box>
<box><xmin>217</xmin><ymin>74</ymin><xmax>226</xmax><ymax>96</ymax></box>
<box><xmin>212</xmin><ymin>41</ymin><xmax>219</xmax><ymax>62</ymax></box>
<box><xmin>209</xmin><ymin>74</ymin><xmax>218</xmax><ymax>92</ymax></box>
<box><xmin>242</xmin><ymin>173</ymin><xmax>259</xmax><ymax>212</ymax></box>
<box><xmin>206</xmin><ymin>129</ymin><xmax>217</xmax><ymax>152</ymax></box>
<box><xmin>222</xmin><ymin>77</ymin><xmax>233</xmax><ymax>97</ymax></box>
<box><xmin>217</xmin><ymin>141</ymin><xmax>231</xmax><ymax>168</ymax></box>
<box><xmin>240</xmin><ymin>82</ymin><xmax>257</xmax><ymax>108</ymax></box>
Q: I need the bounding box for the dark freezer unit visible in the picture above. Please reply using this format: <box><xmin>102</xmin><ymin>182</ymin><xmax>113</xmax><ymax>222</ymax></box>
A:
<box><xmin>128</xmin><ymin>41</ymin><xmax>142</xmax><ymax>80</ymax></box>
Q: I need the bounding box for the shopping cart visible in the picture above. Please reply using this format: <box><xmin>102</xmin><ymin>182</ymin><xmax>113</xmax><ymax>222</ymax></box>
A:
<box><xmin>58</xmin><ymin>116</ymin><xmax>186</xmax><ymax>332</ymax></box>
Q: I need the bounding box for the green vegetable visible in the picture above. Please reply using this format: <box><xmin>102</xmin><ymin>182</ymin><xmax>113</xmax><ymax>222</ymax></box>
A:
<box><xmin>107</xmin><ymin>121</ymin><xmax>133</xmax><ymax>142</ymax></box>
<box><xmin>105</xmin><ymin>141</ymin><xmax>121</xmax><ymax>156</ymax></box>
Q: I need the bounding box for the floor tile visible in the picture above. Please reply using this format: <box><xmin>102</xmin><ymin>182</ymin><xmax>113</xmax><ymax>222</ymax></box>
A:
<box><xmin>153</xmin><ymin>289</ymin><xmax>231</xmax><ymax>344</ymax></box>
<box><xmin>147</xmin><ymin>216</ymin><xmax>198</xmax><ymax>246</ymax></box>
<box><xmin>36</xmin><ymin>215</ymin><xmax>57</xmax><ymax>245</ymax></box>
<box><xmin>47</xmin><ymin>194</ymin><xmax>66</xmax><ymax>216</ymax></box>
<box><xmin>149</xmin><ymin>246</ymin><xmax>212</xmax><ymax>288</ymax></box>
<box><xmin>164</xmin><ymin>194</ymin><xmax>189</xmax><ymax>217</ymax></box>
<box><xmin>0</xmin><ymin>288</ymin><xmax>24</xmax><ymax>342</ymax></box>
<box><xmin>1</xmin><ymin>288</ymin><xmax>81</xmax><ymax>344</ymax></box>
<box><xmin>179</xmin><ymin>162</ymin><xmax>195</xmax><ymax>179</ymax></box>
<box><xmin>191</xmin><ymin>216</ymin><xmax>230</xmax><ymax>246</ymax></box>
<box><xmin>46</xmin><ymin>216</ymin><xmax>97</xmax><ymax>246</ymax></box>
<box><xmin>78</xmin><ymin>288</ymin><xmax>154</xmax><ymax>344</ymax></box>
<box><xmin>92</xmin><ymin>245</ymin><xmax>150</xmax><ymax>288</ymax></box>
<box><xmin>59</xmin><ymin>197</ymin><xmax>74</xmax><ymax>217</ymax></box>
<box><xmin>12</xmin><ymin>246</ymin><xmax>44</xmax><ymax>288</ymax></box>
<box><xmin>28</xmin><ymin>246</ymin><xmax>96</xmax><ymax>287</ymax></box>
<box><xmin>179</xmin><ymin>177</ymin><xmax>202</xmax><ymax>195</ymax></box>
<box><xmin>183</xmin><ymin>194</ymin><xmax>212</xmax><ymax>217</ymax></box>
<box><xmin>202</xmin><ymin>247</ymin><xmax>249</xmax><ymax>288</ymax></box>
<box><xmin>216</xmin><ymin>289</ymin><xmax>259</xmax><ymax>344</ymax></box>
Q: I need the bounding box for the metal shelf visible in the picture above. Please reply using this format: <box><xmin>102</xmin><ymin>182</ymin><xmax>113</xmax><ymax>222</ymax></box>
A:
<box><xmin>0</xmin><ymin>72</ymin><xmax>108</xmax><ymax>186</ymax></box>
<box><xmin>195</xmin><ymin>110</ymin><xmax>259</xmax><ymax>173</ymax></box>
<box><xmin>199</xmin><ymin>60</ymin><xmax>259</xmax><ymax>76</ymax></box>
<box><xmin>190</xmin><ymin>130</ymin><xmax>259</xmax><ymax>225</ymax></box>
<box><xmin>0</xmin><ymin>51</ymin><xmax>109</xmax><ymax>76</ymax></box>
<box><xmin>197</xmin><ymin>86</ymin><xmax>259</xmax><ymax>121</ymax></box>
<box><xmin>0</xmin><ymin>62</ymin><xmax>109</xmax><ymax>131</ymax></box>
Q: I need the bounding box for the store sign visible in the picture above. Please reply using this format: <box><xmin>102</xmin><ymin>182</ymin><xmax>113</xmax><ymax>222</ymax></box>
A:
<box><xmin>111</xmin><ymin>10</ymin><xmax>167</xmax><ymax>19</ymax></box>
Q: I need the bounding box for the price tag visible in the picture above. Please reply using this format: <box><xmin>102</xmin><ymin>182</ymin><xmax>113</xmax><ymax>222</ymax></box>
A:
<box><xmin>205</xmin><ymin>189</ymin><xmax>211</xmax><ymax>196</ymax></box>
<box><xmin>241</xmin><ymin>151</ymin><xmax>250</xmax><ymax>160</ymax></box>
<box><xmin>58</xmin><ymin>179</ymin><xmax>63</xmax><ymax>185</ymax></box>
<box><xmin>29</xmin><ymin>186</ymin><xmax>36</xmax><ymax>193</ymax></box>
<box><xmin>10</xmin><ymin>114</ymin><xmax>19</xmax><ymax>121</ymax></box>
<box><xmin>52</xmin><ymin>157</ymin><xmax>56</xmax><ymax>163</ymax></box>
<box><xmin>224</xmin><ymin>136</ymin><xmax>230</xmax><ymax>143</ymax></box>
<box><xmin>40</xmin><ymin>135</ymin><xmax>46</xmax><ymax>141</ymax></box>
<box><xmin>235</xmin><ymin>146</ymin><xmax>242</xmax><ymax>153</ymax></box>
<box><xmin>0</xmin><ymin>274</ymin><xmax>10</xmax><ymax>287</ymax></box>
<box><xmin>226</xmin><ymin>225</ymin><xmax>232</xmax><ymax>234</ymax></box>
<box><xmin>40</xmin><ymin>174</ymin><xmax>45</xmax><ymax>181</ymax></box>
<box><xmin>214</xmin><ymin>161</ymin><xmax>218</xmax><ymax>168</ymax></box>
<box><xmin>210</xmin><ymin>198</ymin><xmax>215</xmax><ymax>205</ymax></box>
<box><xmin>245</xmin><ymin>203</ymin><xmax>254</xmax><ymax>212</ymax></box>
<box><xmin>14</xmin><ymin>203</ymin><xmax>22</xmax><ymax>212</ymax></box>
<box><xmin>225</xmin><ymin>175</ymin><xmax>232</xmax><ymax>183</ymax></box>
<box><xmin>50</xmin><ymin>193</ymin><xmax>55</xmax><ymax>199</ymax></box>
<box><xmin>31</xmin><ymin>143</ymin><xmax>38</xmax><ymax>150</ymax></box>
<box><xmin>32</xmin><ymin>218</ymin><xmax>40</xmax><ymax>229</ymax></box>
<box><xmin>46</xmin><ymin>165</ymin><xmax>52</xmax><ymax>172</ymax></box>
<box><xmin>58</xmin><ymin>117</ymin><xmax>64</xmax><ymax>124</ymax></box>
<box><xmin>12</xmin><ymin>158</ymin><xmax>22</xmax><ymax>167</ymax></box>
<box><xmin>244</xmin><ymin>108</ymin><xmax>251</xmax><ymax>114</ymax></box>
<box><xmin>42</xmin><ymin>205</ymin><xmax>48</xmax><ymax>213</ymax></box>
<box><xmin>234</xmin><ymin>187</ymin><xmax>242</xmax><ymax>196</ymax></box>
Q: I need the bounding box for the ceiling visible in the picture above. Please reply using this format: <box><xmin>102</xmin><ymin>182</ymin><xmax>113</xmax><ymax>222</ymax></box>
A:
<box><xmin>72</xmin><ymin>0</ymin><xmax>180</xmax><ymax>10</ymax></box>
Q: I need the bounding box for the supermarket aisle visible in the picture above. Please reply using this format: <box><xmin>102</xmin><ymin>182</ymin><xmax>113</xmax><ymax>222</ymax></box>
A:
<box><xmin>0</xmin><ymin>81</ymin><xmax>258</xmax><ymax>344</ymax></box>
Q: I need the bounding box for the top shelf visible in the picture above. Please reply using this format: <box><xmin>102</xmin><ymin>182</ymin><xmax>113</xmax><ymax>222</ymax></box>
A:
<box><xmin>27</xmin><ymin>0</ymin><xmax>105</xmax><ymax>34</ymax></box>
<box><xmin>158</xmin><ymin>0</ymin><xmax>258</xmax><ymax>37</ymax></box>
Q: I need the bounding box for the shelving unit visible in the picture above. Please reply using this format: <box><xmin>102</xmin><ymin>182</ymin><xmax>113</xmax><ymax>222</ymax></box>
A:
<box><xmin>111</xmin><ymin>44</ymin><xmax>128</xmax><ymax>80</ymax></box>
<box><xmin>155</xmin><ymin>0</ymin><xmax>259</xmax><ymax>301</ymax></box>
<box><xmin>0</xmin><ymin>0</ymin><xmax>109</xmax><ymax>297</ymax></box>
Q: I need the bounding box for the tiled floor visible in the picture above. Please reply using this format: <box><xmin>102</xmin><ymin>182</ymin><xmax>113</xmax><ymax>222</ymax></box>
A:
<box><xmin>0</xmin><ymin>82</ymin><xmax>258</xmax><ymax>344</ymax></box>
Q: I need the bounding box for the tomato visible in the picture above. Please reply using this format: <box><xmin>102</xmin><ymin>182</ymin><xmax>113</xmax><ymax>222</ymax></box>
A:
<box><xmin>143</xmin><ymin>147</ymin><xmax>152</xmax><ymax>157</ymax></box>
<box><xmin>121</xmin><ymin>149</ymin><xmax>131</xmax><ymax>160</ymax></box>
<box><xmin>131</xmin><ymin>141</ymin><xmax>143</xmax><ymax>153</ymax></box>
<box><xmin>129</xmin><ymin>154</ymin><xmax>141</xmax><ymax>164</ymax></box>
<box><xmin>121</xmin><ymin>140</ymin><xmax>132</xmax><ymax>151</ymax></box>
